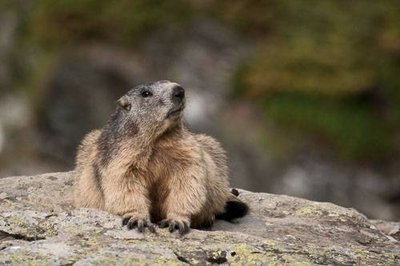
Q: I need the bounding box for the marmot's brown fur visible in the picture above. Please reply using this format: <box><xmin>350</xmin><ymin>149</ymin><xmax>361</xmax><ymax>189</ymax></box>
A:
<box><xmin>73</xmin><ymin>80</ymin><xmax>248</xmax><ymax>234</ymax></box>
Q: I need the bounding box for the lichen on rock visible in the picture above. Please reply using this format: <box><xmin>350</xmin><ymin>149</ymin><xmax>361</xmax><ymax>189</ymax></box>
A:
<box><xmin>0</xmin><ymin>172</ymin><xmax>399</xmax><ymax>265</ymax></box>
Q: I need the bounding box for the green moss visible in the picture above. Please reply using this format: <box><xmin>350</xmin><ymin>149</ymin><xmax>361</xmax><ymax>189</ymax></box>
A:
<box><xmin>229</xmin><ymin>243</ymin><xmax>271</xmax><ymax>265</ymax></box>
<box><xmin>7</xmin><ymin>215</ymin><xmax>26</xmax><ymax>226</ymax></box>
<box><xmin>230</xmin><ymin>243</ymin><xmax>318</xmax><ymax>266</ymax></box>
<box><xmin>36</xmin><ymin>219</ymin><xmax>58</xmax><ymax>238</ymax></box>
<box><xmin>10</xmin><ymin>251</ymin><xmax>50</xmax><ymax>266</ymax></box>
<box><xmin>87</xmin><ymin>250</ymin><xmax>183</xmax><ymax>265</ymax></box>
<box><xmin>5</xmin><ymin>215</ymin><xmax>58</xmax><ymax>239</ymax></box>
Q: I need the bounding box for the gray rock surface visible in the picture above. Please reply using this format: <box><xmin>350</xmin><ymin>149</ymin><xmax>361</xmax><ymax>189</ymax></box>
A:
<box><xmin>0</xmin><ymin>172</ymin><xmax>399</xmax><ymax>265</ymax></box>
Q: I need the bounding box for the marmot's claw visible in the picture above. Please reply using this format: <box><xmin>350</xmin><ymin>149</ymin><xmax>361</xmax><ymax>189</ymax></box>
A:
<box><xmin>122</xmin><ymin>217</ymin><xmax>130</xmax><ymax>226</ymax></box>
<box><xmin>157</xmin><ymin>219</ymin><xmax>169</xmax><ymax>228</ymax></box>
<box><xmin>148</xmin><ymin>223</ymin><xmax>157</xmax><ymax>233</ymax></box>
<box><xmin>122</xmin><ymin>216</ymin><xmax>156</xmax><ymax>233</ymax></box>
<box><xmin>178</xmin><ymin>221</ymin><xmax>190</xmax><ymax>235</ymax></box>
<box><xmin>158</xmin><ymin>219</ymin><xmax>190</xmax><ymax>235</ymax></box>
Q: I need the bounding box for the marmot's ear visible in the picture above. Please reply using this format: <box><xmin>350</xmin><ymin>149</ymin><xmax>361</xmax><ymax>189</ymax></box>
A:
<box><xmin>117</xmin><ymin>96</ymin><xmax>131</xmax><ymax>111</ymax></box>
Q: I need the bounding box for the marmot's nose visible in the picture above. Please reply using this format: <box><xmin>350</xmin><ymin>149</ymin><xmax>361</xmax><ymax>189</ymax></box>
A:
<box><xmin>172</xmin><ymin>85</ymin><xmax>185</xmax><ymax>102</ymax></box>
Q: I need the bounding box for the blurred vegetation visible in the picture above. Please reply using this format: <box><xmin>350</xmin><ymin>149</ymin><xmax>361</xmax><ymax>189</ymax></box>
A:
<box><xmin>29</xmin><ymin>0</ymin><xmax>194</xmax><ymax>46</ymax></box>
<box><xmin>3</xmin><ymin>0</ymin><xmax>400</xmax><ymax>160</ymax></box>
<box><xmin>218</xmin><ymin>0</ymin><xmax>400</xmax><ymax>160</ymax></box>
<box><xmin>1</xmin><ymin>0</ymin><xmax>194</xmax><ymax>102</ymax></box>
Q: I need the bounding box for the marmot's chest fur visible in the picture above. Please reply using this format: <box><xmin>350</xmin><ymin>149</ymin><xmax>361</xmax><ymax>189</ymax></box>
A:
<box><xmin>136</xmin><ymin>135</ymin><xmax>212</xmax><ymax>223</ymax></box>
<box><xmin>136</xmin><ymin>138</ymin><xmax>204</xmax><ymax>222</ymax></box>
<box><xmin>73</xmin><ymin>80</ymin><xmax>248</xmax><ymax>234</ymax></box>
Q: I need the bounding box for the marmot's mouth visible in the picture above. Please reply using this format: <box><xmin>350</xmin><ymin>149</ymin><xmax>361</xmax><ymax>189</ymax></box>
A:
<box><xmin>167</xmin><ymin>106</ymin><xmax>184</xmax><ymax>118</ymax></box>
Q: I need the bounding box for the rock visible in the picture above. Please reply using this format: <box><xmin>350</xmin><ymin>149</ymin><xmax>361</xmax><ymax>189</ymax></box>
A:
<box><xmin>0</xmin><ymin>172</ymin><xmax>399</xmax><ymax>265</ymax></box>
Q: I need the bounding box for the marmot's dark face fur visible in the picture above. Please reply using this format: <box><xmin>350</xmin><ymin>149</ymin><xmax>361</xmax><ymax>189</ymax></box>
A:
<box><xmin>113</xmin><ymin>80</ymin><xmax>185</xmax><ymax>137</ymax></box>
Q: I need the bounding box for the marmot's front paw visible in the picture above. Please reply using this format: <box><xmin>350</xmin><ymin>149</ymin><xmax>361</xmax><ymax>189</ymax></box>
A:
<box><xmin>158</xmin><ymin>218</ymin><xmax>190</xmax><ymax>235</ymax></box>
<box><xmin>122</xmin><ymin>213</ymin><xmax>156</xmax><ymax>233</ymax></box>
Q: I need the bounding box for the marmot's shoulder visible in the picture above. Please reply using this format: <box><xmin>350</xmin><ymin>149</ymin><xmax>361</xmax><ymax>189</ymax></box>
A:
<box><xmin>194</xmin><ymin>134</ymin><xmax>224</xmax><ymax>149</ymax></box>
<box><xmin>194</xmin><ymin>134</ymin><xmax>227</xmax><ymax>161</ymax></box>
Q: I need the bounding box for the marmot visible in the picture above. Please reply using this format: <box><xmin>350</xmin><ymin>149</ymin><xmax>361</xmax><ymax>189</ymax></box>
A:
<box><xmin>73</xmin><ymin>80</ymin><xmax>248</xmax><ymax>234</ymax></box>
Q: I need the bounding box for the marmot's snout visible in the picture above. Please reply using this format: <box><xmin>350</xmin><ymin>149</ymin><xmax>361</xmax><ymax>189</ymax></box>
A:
<box><xmin>172</xmin><ymin>85</ymin><xmax>185</xmax><ymax>104</ymax></box>
<box><xmin>166</xmin><ymin>84</ymin><xmax>185</xmax><ymax>118</ymax></box>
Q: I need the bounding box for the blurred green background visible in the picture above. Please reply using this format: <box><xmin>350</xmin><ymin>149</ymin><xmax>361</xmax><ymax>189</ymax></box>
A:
<box><xmin>0</xmin><ymin>0</ymin><xmax>399</xmax><ymax>220</ymax></box>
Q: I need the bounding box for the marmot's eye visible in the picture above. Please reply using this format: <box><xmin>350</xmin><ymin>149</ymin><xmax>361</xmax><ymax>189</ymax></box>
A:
<box><xmin>141</xmin><ymin>90</ymin><xmax>153</xmax><ymax>98</ymax></box>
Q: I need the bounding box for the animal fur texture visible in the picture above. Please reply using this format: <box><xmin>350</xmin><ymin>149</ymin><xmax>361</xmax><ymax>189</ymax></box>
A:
<box><xmin>73</xmin><ymin>80</ymin><xmax>248</xmax><ymax>234</ymax></box>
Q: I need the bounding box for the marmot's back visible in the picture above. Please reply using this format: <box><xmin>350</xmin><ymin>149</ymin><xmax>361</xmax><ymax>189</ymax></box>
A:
<box><xmin>195</xmin><ymin>134</ymin><xmax>249</xmax><ymax>223</ymax></box>
<box><xmin>195</xmin><ymin>134</ymin><xmax>228</xmax><ymax>178</ymax></box>
<box><xmin>74</xmin><ymin>130</ymin><xmax>104</xmax><ymax>209</ymax></box>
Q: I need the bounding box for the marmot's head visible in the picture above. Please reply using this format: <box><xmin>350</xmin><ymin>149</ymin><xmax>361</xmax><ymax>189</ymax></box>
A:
<box><xmin>111</xmin><ymin>80</ymin><xmax>185</xmax><ymax>138</ymax></box>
